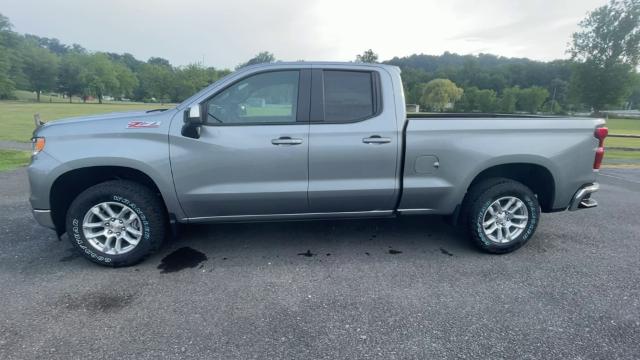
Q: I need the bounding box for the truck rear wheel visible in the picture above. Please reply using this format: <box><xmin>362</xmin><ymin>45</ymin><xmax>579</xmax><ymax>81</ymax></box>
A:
<box><xmin>462</xmin><ymin>178</ymin><xmax>540</xmax><ymax>254</ymax></box>
<box><xmin>65</xmin><ymin>180</ymin><xmax>166</xmax><ymax>267</ymax></box>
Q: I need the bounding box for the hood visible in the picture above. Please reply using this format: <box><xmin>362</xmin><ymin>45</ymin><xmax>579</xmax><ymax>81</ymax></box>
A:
<box><xmin>44</xmin><ymin>109</ymin><xmax>169</xmax><ymax>127</ymax></box>
<box><xmin>34</xmin><ymin>108</ymin><xmax>179</xmax><ymax>139</ymax></box>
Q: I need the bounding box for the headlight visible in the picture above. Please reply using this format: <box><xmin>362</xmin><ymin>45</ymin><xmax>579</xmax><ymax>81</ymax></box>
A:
<box><xmin>32</xmin><ymin>137</ymin><xmax>46</xmax><ymax>155</ymax></box>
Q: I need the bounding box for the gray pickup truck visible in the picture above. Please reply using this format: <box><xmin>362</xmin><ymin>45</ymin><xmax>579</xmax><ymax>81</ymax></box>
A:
<box><xmin>28</xmin><ymin>62</ymin><xmax>607</xmax><ymax>266</ymax></box>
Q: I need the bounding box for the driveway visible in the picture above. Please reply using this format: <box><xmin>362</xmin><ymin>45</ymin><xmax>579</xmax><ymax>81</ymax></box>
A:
<box><xmin>0</xmin><ymin>168</ymin><xmax>639</xmax><ymax>359</ymax></box>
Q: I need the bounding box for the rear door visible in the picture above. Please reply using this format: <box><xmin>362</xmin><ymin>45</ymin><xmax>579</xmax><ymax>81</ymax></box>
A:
<box><xmin>307</xmin><ymin>66</ymin><xmax>400</xmax><ymax>213</ymax></box>
<box><xmin>170</xmin><ymin>68</ymin><xmax>312</xmax><ymax>219</ymax></box>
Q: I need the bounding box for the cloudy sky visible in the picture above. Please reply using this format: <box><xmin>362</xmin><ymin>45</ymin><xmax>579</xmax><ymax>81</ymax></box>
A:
<box><xmin>1</xmin><ymin>0</ymin><xmax>607</xmax><ymax>69</ymax></box>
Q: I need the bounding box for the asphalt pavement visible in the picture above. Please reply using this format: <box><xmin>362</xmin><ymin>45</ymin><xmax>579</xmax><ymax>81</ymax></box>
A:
<box><xmin>0</xmin><ymin>168</ymin><xmax>639</xmax><ymax>359</ymax></box>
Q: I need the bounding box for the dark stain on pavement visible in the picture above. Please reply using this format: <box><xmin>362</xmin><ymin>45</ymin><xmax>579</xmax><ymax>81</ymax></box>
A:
<box><xmin>298</xmin><ymin>250</ymin><xmax>316</xmax><ymax>257</ymax></box>
<box><xmin>59</xmin><ymin>249</ymin><xmax>80</xmax><ymax>262</ymax></box>
<box><xmin>440</xmin><ymin>247</ymin><xmax>454</xmax><ymax>256</ymax></box>
<box><xmin>59</xmin><ymin>291</ymin><xmax>136</xmax><ymax>313</ymax></box>
<box><xmin>158</xmin><ymin>247</ymin><xmax>208</xmax><ymax>273</ymax></box>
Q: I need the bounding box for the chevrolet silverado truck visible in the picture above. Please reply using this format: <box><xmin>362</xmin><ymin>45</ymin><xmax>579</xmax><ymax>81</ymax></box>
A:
<box><xmin>28</xmin><ymin>62</ymin><xmax>607</xmax><ymax>267</ymax></box>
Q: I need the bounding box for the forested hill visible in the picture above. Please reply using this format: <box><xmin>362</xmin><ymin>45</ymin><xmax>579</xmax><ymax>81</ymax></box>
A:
<box><xmin>385</xmin><ymin>52</ymin><xmax>572</xmax><ymax>90</ymax></box>
<box><xmin>384</xmin><ymin>53</ymin><xmax>574</xmax><ymax>107</ymax></box>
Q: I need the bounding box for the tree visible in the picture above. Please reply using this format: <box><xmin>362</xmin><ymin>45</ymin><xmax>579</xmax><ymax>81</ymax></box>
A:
<box><xmin>0</xmin><ymin>14</ymin><xmax>14</xmax><ymax>98</ymax></box>
<box><xmin>458</xmin><ymin>87</ymin><xmax>497</xmax><ymax>112</ymax></box>
<box><xmin>420</xmin><ymin>79</ymin><xmax>463</xmax><ymax>111</ymax></box>
<box><xmin>569</xmin><ymin>60</ymin><xmax>634</xmax><ymax>110</ymax></box>
<box><xmin>0</xmin><ymin>48</ymin><xmax>13</xmax><ymax>98</ymax></box>
<box><xmin>568</xmin><ymin>0</ymin><xmax>640</xmax><ymax>111</ymax></box>
<box><xmin>21</xmin><ymin>43</ymin><xmax>59</xmax><ymax>102</ymax></box>
<box><xmin>627</xmin><ymin>74</ymin><xmax>640</xmax><ymax>109</ymax></box>
<box><xmin>236</xmin><ymin>51</ymin><xmax>276</xmax><ymax>70</ymax></box>
<box><xmin>570</xmin><ymin>0</ymin><xmax>640</xmax><ymax>67</ymax></box>
<box><xmin>172</xmin><ymin>63</ymin><xmax>223</xmax><ymax>102</ymax></box>
<box><xmin>147</xmin><ymin>57</ymin><xmax>172</xmax><ymax>68</ymax></box>
<box><xmin>113</xmin><ymin>63</ymin><xmax>138</xmax><ymax>99</ymax></box>
<box><xmin>83</xmin><ymin>53</ymin><xmax>119</xmax><ymax>103</ymax></box>
<box><xmin>58</xmin><ymin>53</ymin><xmax>88</xmax><ymax>102</ymax></box>
<box><xmin>137</xmin><ymin>63</ymin><xmax>175</xmax><ymax>103</ymax></box>
<box><xmin>356</xmin><ymin>49</ymin><xmax>378</xmax><ymax>63</ymax></box>
<box><xmin>517</xmin><ymin>87</ymin><xmax>549</xmax><ymax>114</ymax></box>
<box><xmin>499</xmin><ymin>87</ymin><xmax>520</xmax><ymax>113</ymax></box>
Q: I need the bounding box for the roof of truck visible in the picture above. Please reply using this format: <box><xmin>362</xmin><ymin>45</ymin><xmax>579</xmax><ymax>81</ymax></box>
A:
<box><xmin>241</xmin><ymin>61</ymin><xmax>400</xmax><ymax>71</ymax></box>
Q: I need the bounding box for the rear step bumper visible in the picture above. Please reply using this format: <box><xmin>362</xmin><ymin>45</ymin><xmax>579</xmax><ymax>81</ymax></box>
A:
<box><xmin>569</xmin><ymin>183</ymin><xmax>599</xmax><ymax>211</ymax></box>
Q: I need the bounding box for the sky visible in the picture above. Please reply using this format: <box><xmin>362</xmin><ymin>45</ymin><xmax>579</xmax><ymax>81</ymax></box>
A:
<box><xmin>0</xmin><ymin>0</ymin><xmax>608</xmax><ymax>69</ymax></box>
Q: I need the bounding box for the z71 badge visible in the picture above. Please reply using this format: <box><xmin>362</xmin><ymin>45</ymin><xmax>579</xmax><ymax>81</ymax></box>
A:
<box><xmin>127</xmin><ymin>120</ymin><xmax>161</xmax><ymax>128</ymax></box>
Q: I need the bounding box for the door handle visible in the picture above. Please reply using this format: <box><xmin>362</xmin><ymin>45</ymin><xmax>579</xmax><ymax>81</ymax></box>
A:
<box><xmin>272</xmin><ymin>137</ymin><xmax>303</xmax><ymax>145</ymax></box>
<box><xmin>362</xmin><ymin>135</ymin><xmax>391</xmax><ymax>144</ymax></box>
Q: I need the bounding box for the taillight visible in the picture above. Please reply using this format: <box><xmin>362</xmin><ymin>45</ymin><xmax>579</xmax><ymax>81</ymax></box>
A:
<box><xmin>593</xmin><ymin>127</ymin><xmax>608</xmax><ymax>169</ymax></box>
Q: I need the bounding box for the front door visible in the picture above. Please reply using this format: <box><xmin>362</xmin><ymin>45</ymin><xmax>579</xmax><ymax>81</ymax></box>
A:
<box><xmin>170</xmin><ymin>69</ymin><xmax>311</xmax><ymax>219</ymax></box>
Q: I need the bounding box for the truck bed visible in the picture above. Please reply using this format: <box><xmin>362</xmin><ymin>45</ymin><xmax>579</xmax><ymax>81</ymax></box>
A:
<box><xmin>398</xmin><ymin>115</ymin><xmax>604</xmax><ymax>214</ymax></box>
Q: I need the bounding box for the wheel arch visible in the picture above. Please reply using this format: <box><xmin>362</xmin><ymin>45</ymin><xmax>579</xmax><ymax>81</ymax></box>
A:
<box><xmin>463</xmin><ymin>162</ymin><xmax>556</xmax><ymax>212</ymax></box>
<box><xmin>50</xmin><ymin>166</ymin><xmax>170</xmax><ymax>234</ymax></box>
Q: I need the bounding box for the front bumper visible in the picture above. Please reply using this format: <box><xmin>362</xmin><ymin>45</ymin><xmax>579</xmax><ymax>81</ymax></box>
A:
<box><xmin>32</xmin><ymin>209</ymin><xmax>56</xmax><ymax>229</ymax></box>
<box><xmin>568</xmin><ymin>183</ymin><xmax>599</xmax><ymax>211</ymax></box>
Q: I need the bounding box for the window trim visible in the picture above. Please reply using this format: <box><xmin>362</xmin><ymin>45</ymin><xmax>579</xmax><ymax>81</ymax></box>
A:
<box><xmin>199</xmin><ymin>69</ymin><xmax>311</xmax><ymax>126</ymax></box>
<box><xmin>310</xmin><ymin>69</ymin><xmax>383</xmax><ymax>124</ymax></box>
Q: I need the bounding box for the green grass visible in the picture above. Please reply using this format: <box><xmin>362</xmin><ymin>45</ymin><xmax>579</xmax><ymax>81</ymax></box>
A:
<box><xmin>245</xmin><ymin>105</ymin><xmax>292</xmax><ymax>116</ymax></box>
<box><xmin>604</xmin><ymin>118</ymin><xmax>640</xmax><ymax>163</ymax></box>
<box><xmin>0</xmin><ymin>149</ymin><xmax>31</xmax><ymax>172</ymax></box>
<box><xmin>0</xmin><ymin>101</ymin><xmax>171</xmax><ymax>142</ymax></box>
<box><xmin>606</xmin><ymin>118</ymin><xmax>640</xmax><ymax>135</ymax></box>
<box><xmin>606</xmin><ymin>137</ymin><xmax>640</xmax><ymax>149</ymax></box>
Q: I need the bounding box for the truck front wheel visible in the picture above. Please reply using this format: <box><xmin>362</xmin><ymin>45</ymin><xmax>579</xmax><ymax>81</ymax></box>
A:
<box><xmin>65</xmin><ymin>180</ymin><xmax>166</xmax><ymax>267</ymax></box>
<box><xmin>463</xmin><ymin>178</ymin><xmax>540</xmax><ymax>254</ymax></box>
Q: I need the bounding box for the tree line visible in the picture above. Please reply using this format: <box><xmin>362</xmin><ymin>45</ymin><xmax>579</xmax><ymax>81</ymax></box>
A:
<box><xmin>0</xmin><ymin>14</ymin><xmax>230</xmax><ymax>103</ymax></box>
<box><xmin>0</xmin><ymin>0</ymin><xmax>638</xmax><ymax>112</ymax></box>
<box><xmin>383</xmin><ymin>0</ymin><xmax>640</xmax><ymax>113</ymax></box>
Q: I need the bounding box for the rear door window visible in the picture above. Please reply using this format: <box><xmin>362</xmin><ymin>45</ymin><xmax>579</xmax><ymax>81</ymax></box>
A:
<box><xmin>323</xmin><ymin>71</ymin><xmax>375</xmax><ymax>122</ymax></box>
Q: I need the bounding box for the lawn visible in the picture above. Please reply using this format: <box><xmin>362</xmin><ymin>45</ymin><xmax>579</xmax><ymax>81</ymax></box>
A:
<box><xmin>0</xmin><ymin>101</ymin><xmax>171</xmax><ymax>142</ymax></box>
<box><xmin>605</xmin><ymin>118</ymin><xmax>640</xmax><ymax>134</ymax></box>
<box><xmin>604</xmin><ymin>118</ymin><xmax>640</xmax><ymax>164</ymax></box>
<box><xmin>0</xmin><ymin>149</ymin><xmax>31</xmax><ymax>172</ymax></box>
<box><xmin>605</xmin><ymin>137</ymin><xmax>640</xmax><ymax>149</ymax></box>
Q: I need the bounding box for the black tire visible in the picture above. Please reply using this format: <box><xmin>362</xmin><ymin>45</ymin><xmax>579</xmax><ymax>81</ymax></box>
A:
<box><xmin>462</xmin><ymin>178</ymin><xmax>540</xmax><ymax>254</ymax></box>
<box><xmin>65</xmin><ymin>180</ymin><xmax>166</xmax><ymax>267</ymax></box>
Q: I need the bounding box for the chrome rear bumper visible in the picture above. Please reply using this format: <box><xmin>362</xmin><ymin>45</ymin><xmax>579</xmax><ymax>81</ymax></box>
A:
<box><xmin>569</xmin><ymin>183</ymin><xmax>599</xmax><ymax>211</ymax></box>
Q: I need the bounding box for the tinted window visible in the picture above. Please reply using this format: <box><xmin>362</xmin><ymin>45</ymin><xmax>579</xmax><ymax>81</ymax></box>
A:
<box><xmin>206</xmin><ymin>71</ymin><xmax>299</xmax><ymax>124</ymax></box>
<box><xmin>323</xmin><ymin>71</ymin><xmax>374</xmax><ymax>122</ymax></box>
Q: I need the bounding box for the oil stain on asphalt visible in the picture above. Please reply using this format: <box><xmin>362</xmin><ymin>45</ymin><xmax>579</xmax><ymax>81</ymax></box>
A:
<box><xmin>158</xmin><ymin>247</ymin><xmax>208</xmax><ymax>273</ymax></box>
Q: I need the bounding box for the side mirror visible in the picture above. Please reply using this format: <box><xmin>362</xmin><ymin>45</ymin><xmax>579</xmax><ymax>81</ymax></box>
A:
<box><xmin>182</xmin><ymin>105</ymin><xmax>203</xmax><ymax>138</ymax></box>
<box><xmin>186</xmin><ymin>105</ymin><xmax>203</xmax><ymax>124</ymax></box>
